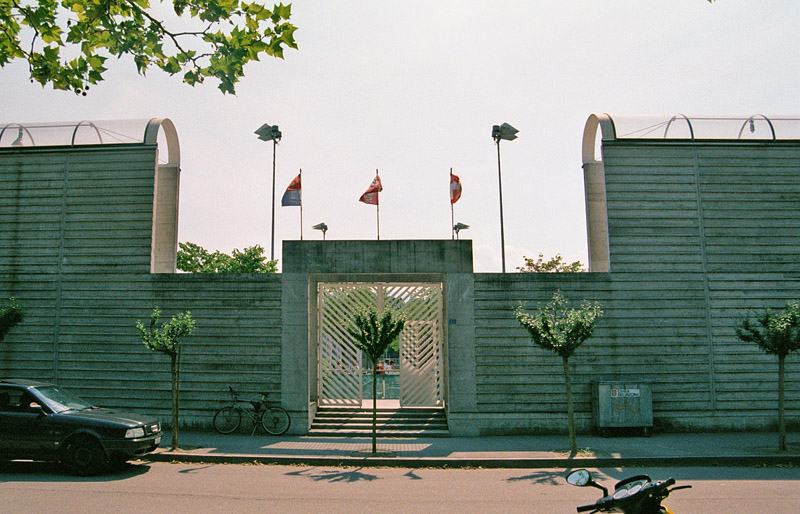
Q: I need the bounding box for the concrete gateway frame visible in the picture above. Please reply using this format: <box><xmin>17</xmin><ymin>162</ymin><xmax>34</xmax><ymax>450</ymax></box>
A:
<box><xmin>280</xmin><ymin>240</ymin><xmax>475</xmax><ymax>433</ymax></box>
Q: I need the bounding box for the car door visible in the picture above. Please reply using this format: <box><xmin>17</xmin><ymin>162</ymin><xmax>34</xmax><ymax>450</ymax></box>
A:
<box><xmin>0</xmin><ymin>386</ymin><xmax>36</xmax><ymax>458</ymax></box>
<box><xmin>0</xmin><ymin>387</ymin><xmax>63</xmax><ymax>460</ymax></box>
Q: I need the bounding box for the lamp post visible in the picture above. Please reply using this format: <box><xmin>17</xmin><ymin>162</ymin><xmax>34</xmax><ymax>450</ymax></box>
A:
<box><xmin>313</xmin><ymin>222</ymin><xmax>328</xmax><ymax>240</ymax></box>
<box><xmin>492</xmin><ymin>122</ymin><xmax>518</xmax><ymax>273</ymax></box>
<box><xmin>254</xmin><ymin>123</ymin><xmax>282</xmax><ymax>260</ymax></box>
<box><xmin>453</xmin><ymin>222</ymin><xmax>469</xmax><ymax>240</ymax></box>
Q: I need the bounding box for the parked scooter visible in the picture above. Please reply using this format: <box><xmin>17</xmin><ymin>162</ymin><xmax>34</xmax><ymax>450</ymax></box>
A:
<box><xmin>566</xmin><ymin>469</ymin><xmax>691</xmax><ymax>514</ymax></box>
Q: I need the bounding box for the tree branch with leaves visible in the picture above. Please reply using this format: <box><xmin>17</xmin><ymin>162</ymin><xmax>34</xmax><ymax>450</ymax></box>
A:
<box><xmin>1</xmin><ymin>0</ymin><xmax>298</xmax><ymax>94</ymax></box>
<box><xmin>0</xmin><ymin>298</ymin><xmax>24</xmax><ymax>343</ymax></box>
<box><xmin>518</xmin><ymin>253</ymin><xmax>585</xmax><ymax>273</ymax></box>
<box><xmin>177</xmin><ymin>241</ymin><xmax>277</xmax><ymax>273</ymax></box>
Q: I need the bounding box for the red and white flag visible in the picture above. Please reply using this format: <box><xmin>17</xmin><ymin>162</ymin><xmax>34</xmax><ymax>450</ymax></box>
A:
<box><xmin>450</xmin><ymin>171</ymin><xmax>462</xmax><ymax>204</ymax></box>
<box><xmin>359</xmin><ymin>174</ymin><xmax>382</xmax><ymax>205</ymax></box>
<box><xmin>281</xmin><ymin>173</ymin><xmax>301</xmax><ymax>206</ymax></box>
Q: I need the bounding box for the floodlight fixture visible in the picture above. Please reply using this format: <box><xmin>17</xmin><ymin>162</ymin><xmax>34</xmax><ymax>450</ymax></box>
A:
<box><xmin>255</xmin><ymin>122</ymin><xmax>282</xmax><ymax>260</ymax></box>
<box><xmin>492</xmin><ymin>122</ymin><xmax>518</xmax><ymax>142</ymax></box>
<box><xmin>254</xmin><ymin>123</ymin><xmax>282</xmax><ymax>142</ymax></box>
<box><xmin>313</xmin><ymin>222</ymin><xmax>328</xmax><ymax>240</ymax></box>
<box><xmin>453</xmin><ymin>222</ymin><xmax>469</xmax><ymax>240</ymax></box>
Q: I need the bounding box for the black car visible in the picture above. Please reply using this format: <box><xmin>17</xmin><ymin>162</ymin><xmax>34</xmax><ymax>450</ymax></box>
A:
<box><xmin>0</xmin><ymin>379</ymin><xmax>161</xmax><ymax>475</ymax></box>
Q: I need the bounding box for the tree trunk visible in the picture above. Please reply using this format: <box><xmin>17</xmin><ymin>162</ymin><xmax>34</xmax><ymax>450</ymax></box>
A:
<box><xmin>371</xmin><ymin>362</ymin><xmax>378</xmax><ymax>454</ymax></box>
<box><xmin>778</xmin><ymin>354</ymin><xmax>786</xmax><ymax>452</ymax></box>
<box><xmin>562</xmin><ymin>356</ymin><xmax>577</xmax><ymax>455</ymax></box>
<box><xmin>170</xmin><ymin>349</ymin><xmax>180</xmax><ymax>450</ymax></box>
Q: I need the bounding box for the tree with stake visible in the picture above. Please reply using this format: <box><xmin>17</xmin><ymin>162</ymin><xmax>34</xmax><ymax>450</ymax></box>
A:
<box><xmin>137</xmin><ymin>307</ymin><xmax>196</xmax><ymax>450</ymax></box>
<box><xmin>0</xmin><ymin>298</ymin><xmax>24</xmax><ymax>343</ymax></box>
<box><xmin>514</xmin><ymin>292</ymin><xmax>602</xmax><ymax>454</ymax></box>
<box><xmin>347</xmin><ymin>307</ymin><xmax>405</xmax><ymax>455</ymax></box>
<box><xmin>736</xmin><ymin>301</ymin><xmax>800</xmax><ymax>452</ymax></box>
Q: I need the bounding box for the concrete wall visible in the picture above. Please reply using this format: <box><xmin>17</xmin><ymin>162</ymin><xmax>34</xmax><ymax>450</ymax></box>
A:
<box><xmin>456</xmin><ymin>140</ymin><xmax>800</xmax><ymax>435</ymax></box>
<box><xmin>0</xmin><ymin>145</ymin><xmax>282</xmax><ymax>428</ymax></box>
<box><xmin>2</xmin><ymin>136</ymin><xmax>798</xmax><ymax>435</ymax></box>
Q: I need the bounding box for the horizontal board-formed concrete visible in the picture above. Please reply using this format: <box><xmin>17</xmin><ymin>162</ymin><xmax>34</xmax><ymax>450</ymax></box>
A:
<box><xmin>2</xmin><ymin>131</ymin><xmax>798</xmax><ymax>435</ymax></box>
<box><xmin>1</xmin><ymin>145</ymin><xmax>282</xmax><ymax>428</ymax></box>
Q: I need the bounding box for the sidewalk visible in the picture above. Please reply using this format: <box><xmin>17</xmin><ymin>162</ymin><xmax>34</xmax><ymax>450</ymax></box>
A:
<box><xmin>144</xmin><ymin>430</ymin><xmax>800</xmax><ymax>468</ymax></box>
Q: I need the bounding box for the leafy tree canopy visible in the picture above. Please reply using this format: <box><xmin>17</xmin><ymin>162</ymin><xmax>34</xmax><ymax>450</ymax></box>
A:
<box><xmin>736</xmin><ymin>301</ymin><xmax>800</xmax><ymax>358</ymax></box>
<box><xmin>1</xmin><ymin>0</ymin><xmax>298</xmax><ymax>95</ymax></box>
<box><xmin>518</xmin><ymin>253</ymin><xmax>585</xmax><ymax>273</ymax></box>
<box><xmin>177</xmin><ymin>241</ymin><xmax>277</xmax><ymax>273</ymax></box>
<box><xmin>514</xmin><ymin>291</ymin><xmax>602</xmax><ymax>359</ymax></box>
<box><xmin>137</xmin><ymin>306</ymin><xmax>195</xmax><ymax>357</ymax></box>
<box><xmin>346</xmin><ymin>307</ymin><xmax>405</xmax><ymax>366</ymax></box>
<box><xmin>0</xmin><ymin>298</ymin><xmax>24</xmax><ymax>343</ymax></box>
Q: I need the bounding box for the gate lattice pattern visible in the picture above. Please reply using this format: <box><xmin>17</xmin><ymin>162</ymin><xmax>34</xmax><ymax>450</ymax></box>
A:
<box><xmin>317</xmin><ymin>283</ymin><xmax>443</xmax><ymax>407</ymax></box>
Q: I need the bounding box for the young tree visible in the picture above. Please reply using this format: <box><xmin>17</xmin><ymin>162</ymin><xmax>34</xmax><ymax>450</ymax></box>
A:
<box><xmin>137</xmin><ymin>307</ymin><xmax>196</xmax><ymax>450</ymax></box>
<box><xmin>736</xmin><ymin>301</ymin><xmax>800</xmax><ymax>452</ymax></box>
<box><xmin>346</xmin><ymin>307</ymin><xmax>405</xmax><ymax>454</ymax></box>
<box><xmin>515</xmin><ymin>292</ymin><xmax>602</xmax><ymax>454</ymax></box>
<box><xmin>518</xmin><ymin>253</ymin><xmax>585</xmax><ymax>273</ymax></box>
<box><xmin>0</xmin><ymin>298</ymin><xmax>24</xmax><ymax>343</ymax></box>
<box><xmin>1</xmin><ymin>1</ymin><xmax>297</xmax><ymax>95</ymax></box>
<box><xmin>177</xmin><ymin>242</ymin><xmax>277</xmax><ymax>273</ymax></box>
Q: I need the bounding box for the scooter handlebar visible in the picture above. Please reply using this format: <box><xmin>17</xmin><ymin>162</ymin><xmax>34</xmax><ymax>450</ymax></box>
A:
<box><xmin>576</xmin><ymin>504</ymin><xmax>597</xmax><ymax>512</ymax></box>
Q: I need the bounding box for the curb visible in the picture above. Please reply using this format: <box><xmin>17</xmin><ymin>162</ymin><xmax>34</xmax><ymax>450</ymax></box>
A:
<box><xmin>143</xmin><ymin>452</ymin><xmax>800</xmax><ymax>469</ymax></box>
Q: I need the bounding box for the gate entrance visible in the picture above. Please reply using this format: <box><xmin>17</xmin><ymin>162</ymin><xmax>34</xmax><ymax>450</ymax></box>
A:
<box><xmin>317</xmin><ymin>282</ymin><xmax>444</xmax><ymax>407</ymax></box>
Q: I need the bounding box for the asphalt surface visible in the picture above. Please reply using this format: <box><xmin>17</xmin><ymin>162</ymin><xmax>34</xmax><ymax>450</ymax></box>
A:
<box><xmin>145</xmin><ymin>430</ymin><xmax>800</xmax><ymax>468</ymax></box>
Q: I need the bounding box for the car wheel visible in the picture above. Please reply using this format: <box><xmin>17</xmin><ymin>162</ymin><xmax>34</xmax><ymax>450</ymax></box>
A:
<box><xmin>67</xmin><ymin>436</ymin><xmax>107</xmax><ymax>476</ymax></box>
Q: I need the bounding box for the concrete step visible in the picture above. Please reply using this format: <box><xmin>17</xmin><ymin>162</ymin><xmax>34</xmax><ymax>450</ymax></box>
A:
<box><xmin>309</xmin><ymin>428</ymin><xmax>451</xmax><ymax>438</ymax></box>
<box><xmin>310</xmin><ymin>406</ymin><xmax>449</xmax><ymax>437</ymax></box>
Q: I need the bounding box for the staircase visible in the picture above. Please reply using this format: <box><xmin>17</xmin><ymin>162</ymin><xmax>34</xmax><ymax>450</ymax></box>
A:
<box><xmin>309</xmin><ymin>406</ymin><xmax>449</xmax><ymax>437</ymax></box>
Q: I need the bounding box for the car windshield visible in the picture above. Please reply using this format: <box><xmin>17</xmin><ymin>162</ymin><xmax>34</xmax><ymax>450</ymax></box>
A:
<box><xmin>34</xmin><ymin>385</ymin><xmax>95</xmax><ymax>413</ymax></box>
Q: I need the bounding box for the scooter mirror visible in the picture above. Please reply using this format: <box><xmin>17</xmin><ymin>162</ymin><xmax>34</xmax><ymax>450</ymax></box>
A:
<box><xmin>567</xmin><ymin>469</ymin><xmax>592</xmax><ymax>487</ymax></box>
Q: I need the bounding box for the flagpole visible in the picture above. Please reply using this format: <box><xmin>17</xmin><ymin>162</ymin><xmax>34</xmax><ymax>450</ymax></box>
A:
<box><xmin>376</xmin><ymin>169</ymin><xmax>380</xmax><ymax>240</ymax></box>
<box><xmin>450</xmin><ymin>168</ymin><xmax>455</xmax><ymax>240</ymax></box>
<box><xmin>299</xmin><ymin>169</ymin><xmax>303</xmax><ymax>241</ymax></box>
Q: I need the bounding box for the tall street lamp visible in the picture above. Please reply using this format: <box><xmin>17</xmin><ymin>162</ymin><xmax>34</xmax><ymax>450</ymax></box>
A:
<box><xmin>492</xmin><ymin>123</ymin><xmax>518</xmax><ymax>273</ymax></box>
<box><xmin>254</xmin><ymin>123</ymin><xmax>282</xmax><ymax>260</ymax></box>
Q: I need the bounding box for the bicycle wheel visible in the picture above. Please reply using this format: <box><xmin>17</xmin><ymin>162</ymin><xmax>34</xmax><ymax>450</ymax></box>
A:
<box><xmin>261</xmin><ymin>406</ymin><xmax>290</xmax><ymax>435</ymax></box>
<box><xmin>213</xmin><ymin>406</ymin><xmax>242</xmax><ymax>434</ymax></box>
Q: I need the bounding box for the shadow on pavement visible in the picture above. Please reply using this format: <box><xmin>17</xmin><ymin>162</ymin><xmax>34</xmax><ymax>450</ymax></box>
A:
<box><xmin>284</xmin><ymin>466</ymin><xmax>380</xmax><ymax>483</ymax></box>
<box><xmin>0</xmin><ymin>459</ymin><xmax>151</xmax><ymax>482</ymax></box>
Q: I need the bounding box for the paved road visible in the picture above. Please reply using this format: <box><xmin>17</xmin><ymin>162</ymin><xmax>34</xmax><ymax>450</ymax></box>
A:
<box><xmin>2</xmin><ymin>461</ymin><xmax>800</xmax><ymax>513</ymax></box>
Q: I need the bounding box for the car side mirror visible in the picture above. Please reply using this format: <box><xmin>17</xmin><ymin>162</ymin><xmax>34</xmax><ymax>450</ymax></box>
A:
<box><xmin>26</xmin><ymin>402</ymin><xmax>45</xmax><ymax>414</ymax></box>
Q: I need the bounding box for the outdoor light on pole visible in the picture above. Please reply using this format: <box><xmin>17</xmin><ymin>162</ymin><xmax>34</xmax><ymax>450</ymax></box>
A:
<box><xmin>453</xmin><ymin>222</ymin><xmax>469</xmax><ymax>240</ymax></box>
<box><xmin>492</xmin><ymin>122</ymin><xmax>518</xmax><ymax>273</ymax></box>
<box><xmin>313</xmin><ymin>222</ymin><xmax>328</xmax><ymax>240</ymax></box>
<box><xmin>254</xmin><ymin>123</ymin><xmax>282</xmax><ymax>260</ymax></box>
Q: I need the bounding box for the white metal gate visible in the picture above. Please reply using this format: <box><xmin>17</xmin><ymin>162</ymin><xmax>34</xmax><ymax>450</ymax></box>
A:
<box><xmin>317</xmin><ymin>282</ymin><xmax>443</xmax><ymax>407</ymax></box>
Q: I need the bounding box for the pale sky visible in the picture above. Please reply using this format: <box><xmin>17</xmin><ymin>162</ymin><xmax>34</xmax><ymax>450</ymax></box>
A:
<box><xmin>2</xmin><ymin>1</ymin><xmax>799</xmax><ymax>271</ymax></box>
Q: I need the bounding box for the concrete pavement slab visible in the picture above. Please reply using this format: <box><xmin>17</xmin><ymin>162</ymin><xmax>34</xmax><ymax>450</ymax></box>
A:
<box><xmin>143</xmin><ymin>431</ymin><xmax>800</xmax><ymax>468</ymax></box>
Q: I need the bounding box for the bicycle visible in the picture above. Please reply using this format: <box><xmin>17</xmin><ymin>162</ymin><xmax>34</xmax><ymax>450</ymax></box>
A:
<box><xmin>213</xmin><ymin>386</ymin><xmax>290</xmax><ymax>436</ymax></box>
